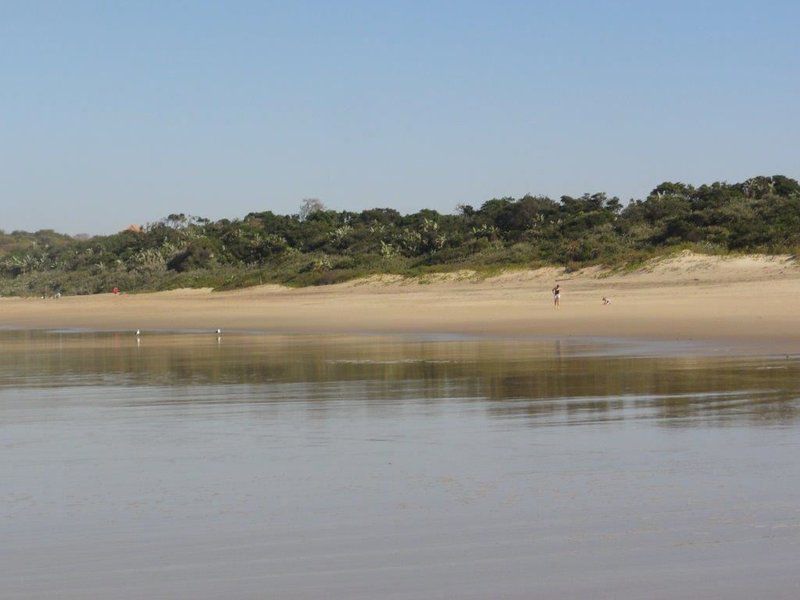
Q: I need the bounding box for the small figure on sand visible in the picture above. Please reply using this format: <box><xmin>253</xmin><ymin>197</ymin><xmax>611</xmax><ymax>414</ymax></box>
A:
<box><xmin>552</xmin><ymin>284</ymin><xmax>561</xmax><ymax>309</ymax></box>
<box><xmin>602</xmin><ymin>296</ymin><xmax>611</xmax><ymax>305</ymax></box>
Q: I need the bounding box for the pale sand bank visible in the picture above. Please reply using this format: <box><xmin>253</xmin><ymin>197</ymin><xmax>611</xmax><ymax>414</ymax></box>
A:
<box><xmin>2</xmin><ymin>252</ymin><xmax>799</xmax><ymax>349</ymax></box>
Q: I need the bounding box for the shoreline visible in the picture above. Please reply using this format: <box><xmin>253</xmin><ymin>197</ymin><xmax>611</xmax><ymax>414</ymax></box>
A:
<box><xmin>2</xmin><ymin>252</ymin><xmax>800</xmax><ymax>355</ymax></box>
<box><xmin>0</xmin><ymin>323</ymin><xmax>793</xmax><ymax>358</ymax></box>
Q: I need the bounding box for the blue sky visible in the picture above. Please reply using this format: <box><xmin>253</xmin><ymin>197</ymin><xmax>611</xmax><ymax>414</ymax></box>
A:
<box><xmin>1</xmin><ymin>1</ymin><xmax>798</xmax><ymax>234</ymax></box>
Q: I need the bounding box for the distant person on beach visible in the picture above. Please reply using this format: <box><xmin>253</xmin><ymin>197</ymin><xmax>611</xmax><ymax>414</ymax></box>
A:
<box><xmin>602</xmin><ymin>296</ymin><xmax>611</xmax><ymax>305</ymax></box>
<box><xmin>552</xmin><ymin>284</ymin><xmax>561</xmax><ymax>309</ymax></box>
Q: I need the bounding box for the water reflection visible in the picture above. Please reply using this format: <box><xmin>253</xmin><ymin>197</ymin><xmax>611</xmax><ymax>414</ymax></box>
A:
<box><xmin>2</xmin><ymin>330</ymin><xmax>798</xmax><ymax>427</ymax></box>
<box><xmin>3</xmin><ymin>330</ymin><xmax>800</xmax><ymax>599</ymax></box>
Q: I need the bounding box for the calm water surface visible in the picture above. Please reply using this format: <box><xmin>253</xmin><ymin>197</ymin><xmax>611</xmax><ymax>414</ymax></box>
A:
<box><xmin>2</xmin><ymin>331</ymin><xmax>800</xmax><ymax>599</ymax></box>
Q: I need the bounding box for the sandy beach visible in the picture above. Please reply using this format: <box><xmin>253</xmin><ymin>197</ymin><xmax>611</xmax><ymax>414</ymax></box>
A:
<box><xmin>2</xmin><ymin>252</ymin><xmax>799</xmax><ymax>350</ymax></box>
<box><xmin>5</xmin><ymin>256</ymin><xmax>800</xmax><ymax>599</ymax></box>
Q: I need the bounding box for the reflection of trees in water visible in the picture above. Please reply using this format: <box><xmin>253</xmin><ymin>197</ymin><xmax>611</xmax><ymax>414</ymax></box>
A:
<box><xmin>2</xmin><ymin>331</ymin><xmax>798</xmax><ymax>427</ymax></box>
<box><xmin>483</xmin><ymin>361</ymin><xmax>800</xmax><ymax>427</ymax></box>
<box><xmin>485</xmin><ymin>389</ymin><xmax>800</xmax><ymax>428</ymax></box>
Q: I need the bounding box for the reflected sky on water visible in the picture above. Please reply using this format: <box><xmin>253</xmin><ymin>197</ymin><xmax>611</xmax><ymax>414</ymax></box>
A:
<box><xmin>2</xmin><ymin>331</ymin><xmax>800</xmax><ymax>599</ymax></box>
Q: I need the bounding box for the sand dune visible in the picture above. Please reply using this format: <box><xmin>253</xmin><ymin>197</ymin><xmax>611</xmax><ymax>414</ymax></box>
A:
<box><xmin>2</xmin><ymin>252</ymin><xmax>799</xmax><ymax>350</ymax></box>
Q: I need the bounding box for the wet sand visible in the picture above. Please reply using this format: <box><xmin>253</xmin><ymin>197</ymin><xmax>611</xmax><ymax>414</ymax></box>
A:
<box><xmin>2</xmin><ymin>332</ymin><xmax>800</xmax><ymax>599</ymax></box>
<box><xmin>2</xmin><ymin>252</ymin><xmax>800</xmax><ymax>350</ymax></box>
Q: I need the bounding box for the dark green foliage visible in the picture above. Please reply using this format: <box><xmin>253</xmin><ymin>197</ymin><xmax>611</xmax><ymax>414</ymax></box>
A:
<box><xmin>1</xmin><ymin>175</ymin><xmax>798</xmax><ymax>296</ymax></box>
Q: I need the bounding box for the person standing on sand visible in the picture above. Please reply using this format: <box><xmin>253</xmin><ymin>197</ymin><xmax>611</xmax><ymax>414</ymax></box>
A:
<box><xmin>552</xmin><ymin>284</ymin><xmax>561</xmax><ymax>309</ymax></box>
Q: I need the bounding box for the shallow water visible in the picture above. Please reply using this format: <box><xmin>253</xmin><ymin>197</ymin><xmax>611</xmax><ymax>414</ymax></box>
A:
<box><xmin>2</xmin><ymin>331</ymin><xmax>800</xmax><ymax>599</ymax></box>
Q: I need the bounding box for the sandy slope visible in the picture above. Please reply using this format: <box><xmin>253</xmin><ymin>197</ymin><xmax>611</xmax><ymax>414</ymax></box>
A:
<box><xmin>2</xmin><ymin>252</ymin><xmax>799</xmax><ymax>349</ymax></box>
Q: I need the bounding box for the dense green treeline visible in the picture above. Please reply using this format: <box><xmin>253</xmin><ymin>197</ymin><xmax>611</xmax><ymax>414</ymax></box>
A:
<box><xmin>2</xmin><ymin>175</ymin><xmax>799</xmax><ymax>296</ymax></box>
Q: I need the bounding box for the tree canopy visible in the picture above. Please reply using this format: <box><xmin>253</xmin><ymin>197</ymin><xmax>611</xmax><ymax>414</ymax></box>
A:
<box><xmin>2</xmin><ymin>175</ymin><xmax>799</xmax><ymax>296</ymax></box>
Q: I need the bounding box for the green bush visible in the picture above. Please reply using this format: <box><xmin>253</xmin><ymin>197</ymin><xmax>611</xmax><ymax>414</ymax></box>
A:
<box><xmin>2</xmin><ymin>175</ymin><xmax>798</xmax><ymax>295</ymax></box>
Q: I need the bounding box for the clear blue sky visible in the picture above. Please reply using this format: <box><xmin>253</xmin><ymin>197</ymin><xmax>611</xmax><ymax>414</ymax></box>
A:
<box><xmin>2</xmin><ymin>1</ymin><xmax>798</xmax><ymax>234</ymax></box>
